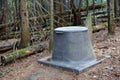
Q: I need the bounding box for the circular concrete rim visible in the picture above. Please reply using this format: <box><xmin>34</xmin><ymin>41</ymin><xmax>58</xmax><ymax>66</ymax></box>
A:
<box><xmin>54</xmin><ymin>26</ymin><xmax>88</xmax><ymax>32</ymax></box>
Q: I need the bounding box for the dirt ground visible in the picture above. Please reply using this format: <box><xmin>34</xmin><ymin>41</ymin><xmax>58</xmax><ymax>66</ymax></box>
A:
<box><xmin>0</xmin><ymin>26</ymin><xmax>120</xmax><ymax>80</ymax></box>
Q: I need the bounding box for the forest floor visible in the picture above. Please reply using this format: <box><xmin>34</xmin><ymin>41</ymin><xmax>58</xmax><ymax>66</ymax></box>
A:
<box><xmin>0</xmin><ymin>26</ymin><xmax>120</xmax><ymax>80</ymax></box>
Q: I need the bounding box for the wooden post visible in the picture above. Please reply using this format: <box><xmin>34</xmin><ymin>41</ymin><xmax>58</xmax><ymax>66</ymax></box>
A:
<box><xmin>20</xmin><ymin>0</ymin><xmax>30</xmax><ymax>48</ymax></box>
<box><xmin>107</xmin><ymin>0</ymin><xmax>115</xmax><ymax>35</ymax></box>
<box><xmin>49</xmin><ymin>0</ymin><xmax>54</xmax><ymax>54</ymax></box>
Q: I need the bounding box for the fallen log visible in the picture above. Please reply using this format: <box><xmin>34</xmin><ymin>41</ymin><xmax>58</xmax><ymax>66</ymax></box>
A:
<box><xmin>56</xmin><ymin>4</ymin><xmax>106</xmax><ymax>15</ymax></box>
<box><xmin>80</xmin><ymin>4</ymin><xmax>106</xmax><ymax>12</ymax></box>
<box><xmin>92</xmin><ymin>24</ymin><xmax>107</xmax><ymax>33</ymax></box>
<box><xmin>0</xmin><ymin>44</ymin><xmax>45</xmax><ymax>65</ymax></box>
<box><xmin>0</xmin><ymin>39</ymin><xmax>19</xmax><ymax>52</ymax></box>
<box><xmin>0</xmin><ymin>46</ymin><xmax>12</xmax><ymax>53</ymax></box>
<box><xmin>81</xmin><ymin>11</ymin><xmax>107</xmax><ymax>17</ymax></box>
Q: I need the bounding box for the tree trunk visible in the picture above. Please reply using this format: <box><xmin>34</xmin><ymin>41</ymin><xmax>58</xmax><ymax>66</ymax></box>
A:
<box><xmin>107</xmin><ymin>0</ymin><xmax>115</xmax><ymax>35</ymax></box>
<box><xmin>0</xmin><ymin>0</ymin><xmax>2</xmax><ymax>23</ymax></box>
<box><xmin>86</xmin><ymin>0</ymin><xmax>89</xmax><ymax>16</ymax></box>
<box><xmin>0</xmin><ymin>0</ymin><xmax>8</xmax><ymax>39</ymax></box>
<box><xmin>117</xmin><ymin>0</ymin><xmax>120</xmax><ymax>16</ymax></box>
<box><xmin>93</xmin><ymin>0</ymin><xmax>96</xmax><ymax>26</ymax></box>
<box><xmin>85</xmin><ymin>14</ymin><xmax>92</xmax><ymax>42</ymax></box>
<box><xmin>70</xmin><ymin>0</ymin><xmax>82</xmax><ymax>26</ymax></box>
<box><xmin>114</xmin><ymin>0</ymin><xmax>120</xmax><ymax>17</ymax></box>
<box><xmin>49</xmin><ymin>0</ymin><xmax>54</xmax><ymax>54</ymax></box>
<box><xmin>20</xmin><ymin>0</ymin><xmax>30</xmax><ymax>48</ymax></box>
<box><xmin>59</xmin><ymin>0</ymin><xmax>65</xmax><ymax>26</ymax></box>
<box><xmin>1</xmin><ymin>0</ymin><xmax>8</xmax><ymax>24</ymax></box>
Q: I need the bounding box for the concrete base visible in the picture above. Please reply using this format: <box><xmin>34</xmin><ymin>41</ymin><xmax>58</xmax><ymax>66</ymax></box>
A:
<box><xmin>38</xmin><ymin>56</ymin><xmax>105</xmax><ymax>74</ymax></box>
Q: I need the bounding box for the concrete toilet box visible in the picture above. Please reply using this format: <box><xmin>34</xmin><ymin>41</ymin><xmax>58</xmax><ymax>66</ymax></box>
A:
<box><xmin>38</xmin><ymin>26</ymin><xmax>104</xmax><ymax>73</ymax></box>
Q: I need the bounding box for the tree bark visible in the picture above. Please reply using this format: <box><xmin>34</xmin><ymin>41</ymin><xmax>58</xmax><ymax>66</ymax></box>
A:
<box><xmin>0</xmin><ymin>0</ymin><xmax>2</xmax><ymax>23</ymax></box>
<box><xmin>59</xmin><ymin>0</ymin><xmax>65</xmax><ymax>26</ymax></box>
<box><xmin>20</xmin><ymin>0</ymin><xmax>30</xmax><ymax>48</ymax></box>
<box><xmin>49</xmin><ymin>0</ymin><xmax>54</xmax><ymax>54</ymax></box>
<box><xmin>119</xmin><ymin>0</ymin><xmax>120</xmax><ymax>16</ymax></box>
<box><xmin>93</xmin><ymin>0</ymin><xmax>96</xmax><ymax>26</ymax></box>
<box><xmin>107</xmin><ymin>0</ymin><xmax>115</xmax><ymax>35</ymax></box>
<box><xmin>1</xmin><ymin>0</ymin><xmax>8</xmax><ymax>24</ymax></box>
<box><xmin>114</xmin><ymin>0</ymin><xmax>120</xmax><ymax>17</ymax></box>
<box><xmin>70</xmin><ymin>0</ymin><xmax>82</xmax><ymax>26</ymax></box>
<box><xmin>0</xmin><ymin>0</ymin><xmax>8</xmax><ymax>39</ymax></box>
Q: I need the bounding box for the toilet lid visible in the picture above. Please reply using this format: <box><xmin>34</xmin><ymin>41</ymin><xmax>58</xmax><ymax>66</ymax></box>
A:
<box><xmin>54</xmin><ymin>26</ymin><xmax>88</xmax><ymax>32</ymax></box>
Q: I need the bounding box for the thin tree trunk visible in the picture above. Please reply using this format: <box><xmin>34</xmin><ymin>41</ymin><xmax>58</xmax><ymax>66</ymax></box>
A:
<box><xmin>0</xmin><ymin>0</ymin><xmax>8</xmax><ymax>39</ymax></box>
<box><xmin>70</xmin><ymin>0</ymin><xmax>78</xmax><ymax>26</ymax></box>
<box><xmin>93</xmin><ymin>0</ymin><xmax>96</xmax><ymax>26</ymax></box>
<box><xmin>20</xmin><ymin>0</ymin><xmax>30</xmax><ymax>48</ymax></box>
<box><xmin>0</xmin><ymin>0</ymin><xmax>2</xmax><ymax>23</ymax></box>
<box><xmin>119</xmin><ymin>0</ymin><xmax>120</xmax><ymax>16</ymax></box>
<box><xmin>86</xmin><ymin>0</ymin><xmax>89</xmax><ymax>15</ymax></box>
<box><xmin>1</xmin><ymin>0</ymin><xmax>8</xmax><ymax>24</ymax></box>
<box><xmin>49</xmin><ymin>0</ymin><xmax>54</xmax><ymax>53</ymax></box>
<box><xmin>107</xmin><ymin>0</ymin><xmax>115</xmax><ymax>35</ymax></box>
<box><xmin>60</xmin><ymin>0</ymin><xmax>65</xmax><ymax>25</ymax></box>
<box><xmin>115</xmin><ymin>0</ymin><xmax>120</xmax><ymax>17</ymax></box>
<box><xmin>70</xmin><ymin>0</ymin><xmax>82</xmax><ymax>26</ymax></box>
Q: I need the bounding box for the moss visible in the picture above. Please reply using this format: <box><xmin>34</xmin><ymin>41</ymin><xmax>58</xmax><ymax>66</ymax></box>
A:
<box><xmin>20</xmin><ymin>49</ymin><xmax>26</xmax><ymax>54</ymax></box>
<box><xmin>11</xmin><ymin>52</ymin><xmax>17</xmax><ymax>58</ymax></box>
<box><xmin>103</xmin><ymin>22</ymin><xmax>108</xmax><ymax>27</ymax></box>
<box><xmin>4</xmin><ymin>45</ymin><xmax>37</xmax><ymax>61</ymax></box>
